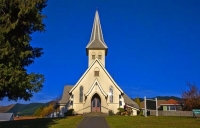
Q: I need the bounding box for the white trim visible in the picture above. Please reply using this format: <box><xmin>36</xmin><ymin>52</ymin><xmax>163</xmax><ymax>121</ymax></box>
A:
<box><xmin>69</xmin><ymin>58</ymin><xmax>124</xmax><ymax>93</ymax></box>
<box><xmin>85</xmin><ymin>79</ymin><xmax>107</xmax><ymax>97</ymax></box>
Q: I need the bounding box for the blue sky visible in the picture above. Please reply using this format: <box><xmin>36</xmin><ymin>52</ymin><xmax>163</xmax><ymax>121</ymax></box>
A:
<box><xmin>1</xmin><ymin>0</ymin><xmax>200</xmax><ymax>105</ymax></box>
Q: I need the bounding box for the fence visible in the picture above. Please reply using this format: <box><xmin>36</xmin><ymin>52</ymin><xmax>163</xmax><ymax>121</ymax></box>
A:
<box><xmin>150</xmin><ymin>110</ymin><xmax>193</xmax><ymax>117</ymax></box>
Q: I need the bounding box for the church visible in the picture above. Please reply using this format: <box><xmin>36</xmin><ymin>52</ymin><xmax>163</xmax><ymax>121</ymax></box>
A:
<box><xmin>57</xmin><ymin>11</ymin><xmax>139</xmax><ymax>116</ymax></box>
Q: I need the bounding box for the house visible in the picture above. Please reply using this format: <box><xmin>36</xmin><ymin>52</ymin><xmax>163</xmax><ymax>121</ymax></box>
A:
<box><xmin>0</xmin><ymin>113</ymin><xmax>14</xmax><ymax>121</ymax></box>
<box><xmin>159</xmin><ymin>99</ymin><xmax>183</xmax><ymax>111</ymax></box>
<box><xmin>56</xmin><ymin>11</ymin><xmax>139</xmax><ymax>116</ymax></box>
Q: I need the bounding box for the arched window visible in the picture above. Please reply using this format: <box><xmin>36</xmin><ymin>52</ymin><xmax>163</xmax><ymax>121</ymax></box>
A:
<box><xmin>92</xmin><ymin>52</ymin><xmax>96</xmax><ymax>60</ymax></box>
<box><xmin>98</xmin><ymin>52</ymin><xmax>102</xmax><ymax>59</ymax></box>
<box><xmin>79</xmin><ymin>86</ymin><xmax>83</xmax><ymax>102</ymax></box>
<box><xmin>109</xmin><ymin>86</ymin><xmax>113</xmax><ymax>103</ymax></box>
<box><xmin>94</xmin><ymin>67</ymin><xmax>100</xmax><ymax>77</ymax></box>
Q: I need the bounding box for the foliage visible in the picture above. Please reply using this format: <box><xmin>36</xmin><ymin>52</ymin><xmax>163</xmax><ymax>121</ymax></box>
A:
<box><xmin>134</xmin><ymin>96</ymin><xmax>141</xmax><ymax>108</ymax></box>
<box><xmin>0</xmin><ymin>0</ymin><xmax>47</xmax><ymax>101</ymax></box>
<box><xmin>116</xmin><ymin>108</ymin><xmax>124</xmax><ymax>115</ymax></box>
<box><xmin>108</xmin><ymin>110</ymin><xmax>114</xmax><ymax>116</ymax></box>
<box><xmin>106</xmin><ymin>116</ymin><xmax>200</xmax><ymax>128</ymax></box>
<box><xmin>181</xmin><ymin>82</ymin><xmax>200</xmax><ymax>110</ymax></box>
<box><xmin>34</xmin><ymin>106</ymin><xmax>44</xmax><ymax>117</ymax></box>
<box><xmin>64</xmin><ymin>109</ymin><xmax>74</xmax><ymax>116</ymax></box>
<box><xmin>40</xmin><ymin>104</ymin><xmax>54</xmax><ymax>117</ymax></box>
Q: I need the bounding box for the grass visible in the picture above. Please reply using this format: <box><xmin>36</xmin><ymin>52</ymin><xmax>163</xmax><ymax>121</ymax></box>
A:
<box><xmin>106</xmin><ymin>116</ymin><xmax>200</xmax><ymax>128</ymax></box>
<box><xmin>0</xmin><ymin>116</ymin><xmax>83</xmax><ymax>128</ymax></box>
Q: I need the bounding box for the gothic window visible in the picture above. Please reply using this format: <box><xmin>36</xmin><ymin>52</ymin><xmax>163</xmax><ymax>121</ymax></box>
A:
<box><xmin>98</xmin><ymin>52</ymin><xmax>102</xmax><ymax>59</ymax></box>
<box><xmin>92</xmin><ymin>52</ymin><xmax>96</xmax><ymax>59</ymax></box>
<box><xmin>94</xmin><ymin>67</ymin><xmax>99</xmax><ymax>77</ymax></box>
<box><xmin>109</xmin><ymin>86</ymin><xmax>114</xmax><ymax>103</ymax></box>
<box><xmin>79</xmin><ymin>86</ymin><xmax>83</xmax><ymax>103</ymax></box>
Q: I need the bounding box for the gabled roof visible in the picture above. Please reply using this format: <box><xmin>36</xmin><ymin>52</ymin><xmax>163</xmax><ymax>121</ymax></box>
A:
<box><xmin>0</xmin><ymin>113</ymin><xmax>14</xmax><ymax>121</ymax></box>
<box><xmin>85</xmin><ymin>79</ymin><xmax>107</xmax><ymax>97</ymax></box>
<box><xmin>58</xmin><ymin>85</ymin><xmax>73</xmax><ymax>104</ymax></box>
<box><xmin>123</xmin><ymin>94</ymin><xmax>140</xmax><ymax>109</ymax></box>
<box><xmin>69</xmin><ymin>58</ymin><xmax>123</xmax><ymax>94</ymax></box>
<box><xmin>86</xmin><ymin>11</ymin><xmax>108</xmax><ymax>55</ymax></box>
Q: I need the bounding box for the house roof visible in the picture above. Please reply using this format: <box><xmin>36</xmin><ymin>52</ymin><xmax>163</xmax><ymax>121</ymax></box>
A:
<box><xmin>123</xmin><ymin>93</ymin><xmax>139</xmax><ymax>109</ymax></box>
<box><xmin>0</xmin><ymin>113</ymin><xmax>14</xmax><ymax>121</ymax></box>
<box><xmin>86</xmin><ymin>11</ymin><xmax>108</xmax><ymax>55</ymax></box>
<box><xmin>58</xmin><ymin>85</ymin><xmax>73</xmax><ymax>104</ymax></box>
<box><xmin>163</xmin><ymin>99</ymin><xmax>179</xmax><ymax>104</ymax></box>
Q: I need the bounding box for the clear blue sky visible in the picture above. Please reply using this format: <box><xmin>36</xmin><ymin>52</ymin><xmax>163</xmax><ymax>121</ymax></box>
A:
<box><xmin>1</xmin><ymin>0</ymin><xmax>200</xmax><ymax>105</ymax></box>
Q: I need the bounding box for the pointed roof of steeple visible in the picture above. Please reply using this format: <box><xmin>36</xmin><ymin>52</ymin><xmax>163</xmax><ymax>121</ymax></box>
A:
<box><xmin>86</xmin><ymin>11</ymin><xmax>108</xmax><ymax>55</ymax></box>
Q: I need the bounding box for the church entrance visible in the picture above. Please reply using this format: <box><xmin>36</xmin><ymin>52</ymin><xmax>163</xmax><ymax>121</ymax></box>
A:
<box><xmin>91</xmin><ymin>93</ymin><xmax>101</xmax><ymax>112</ymax></box>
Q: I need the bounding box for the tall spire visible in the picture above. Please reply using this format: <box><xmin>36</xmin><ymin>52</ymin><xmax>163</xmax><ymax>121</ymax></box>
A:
<box><xmin>86</xmin><ymin>11</ymin><xmax>108</xmax><ymax>55</ymax></box>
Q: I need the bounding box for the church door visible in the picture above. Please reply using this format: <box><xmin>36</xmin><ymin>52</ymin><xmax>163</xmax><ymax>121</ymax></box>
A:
<box><xmin>91</xmin><ymin>94</ymin><xmax>101</xmax><ymax>112</ymax></box>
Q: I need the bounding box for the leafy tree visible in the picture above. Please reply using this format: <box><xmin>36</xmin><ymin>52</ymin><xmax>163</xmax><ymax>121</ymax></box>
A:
<box><xmin>40</xmin><ymin>104</ymin><xmax>54</xmax><ymax>117</ymax></box>
<box><xmin>134</xmin><ymin>96</ymin><xmax>141</xmax><ymax>109</ymax></box>
<box><xmin>34</xmin><ymin>106</ymin><xmax>44</xmax><ymax>117</ymax></box>
<box><xmin>181</xmin><ymin>82</ymin><xmax>200</xmax><ymax>110</ymax></box>
<box><xmin>0</xmin><ymin>0</ymin><xmax>46</xmax><ymax>101</ymax></box>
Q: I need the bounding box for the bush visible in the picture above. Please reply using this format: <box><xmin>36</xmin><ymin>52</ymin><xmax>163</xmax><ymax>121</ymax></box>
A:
<box><xmin>64</xmin><ymin>109</ymin><xmax>74</xmax><ymax>116</ymax></box>
<box><xmin>117</xmin><ymin>108</ymin><xmax>124</xmax><ymax>115</ymax></box>
<box><xmin>108</xmin><ymin>110</ymin><xmax>114</xmax><ymax>116</ymax></box>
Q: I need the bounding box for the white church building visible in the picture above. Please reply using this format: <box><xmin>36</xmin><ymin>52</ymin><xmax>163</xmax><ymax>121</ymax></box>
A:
<box><xmin>57</xmin><ymin>11</ymin><xmax>139</xmax><ymax>116</ymax></box>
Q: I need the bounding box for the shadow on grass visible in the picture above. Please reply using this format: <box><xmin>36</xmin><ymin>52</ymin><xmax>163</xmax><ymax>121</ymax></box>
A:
<box><xmin>0</xmin><ymin>117</ymin><xmax>63</xmax><ymax>128</ymax></box>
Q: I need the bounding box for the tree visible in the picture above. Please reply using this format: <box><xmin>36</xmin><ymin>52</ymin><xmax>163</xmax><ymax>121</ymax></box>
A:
<box><xmin>181</xmin><ymin>82</ymin><xmax>200</xmax><ymax>110</ymax></box>
<box><xmin>134</xmin><ymin>96</ymin><xmax>141</xmax><ymax>109</ymax></box>
<box><xmin>0</xmin><ymin>0</ymin><xmax>46</xmax><ymax>101</ymax></box>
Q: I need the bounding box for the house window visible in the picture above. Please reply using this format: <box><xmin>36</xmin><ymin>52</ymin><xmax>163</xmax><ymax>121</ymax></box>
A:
<box><xmin>119</xmin><ymin>95</ymin><xmax>121</xmax><ymax>99</ymax></box>
<box><xmin>71</xmin><ymin>101</ymin><xmax>73</xmax><ymax>105</ymax></box>
<box><xmin>79</xmin><ymin>86</ymin><xmax>83</xmax><ymax>102</ymax></box>
<box><xmin>109</xmin><ymin>86</ymin><xmax>113</xmax><ymax>103</ymax></box>
<box><xmin>94</xmin><ymin>67</ymin><xmax>100</xmax><ymax>77</ymax></box>
<box><xmin>71</xmin><ymin>95</ymin><xmax>73</xmax><ymax>98</ymax></box>
<box><xmin>167</xmin><ymin>106</ymin><xmax>176</xmax><ymax>111</ymax></box>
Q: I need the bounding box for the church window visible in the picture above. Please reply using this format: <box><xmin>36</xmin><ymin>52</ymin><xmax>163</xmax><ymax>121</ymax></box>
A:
<box><xmin>94</xmin><ymin>67</ymin><xmax>100</xmax><ymax>77</ymax></box>
<box><xmin>92</xmin><ymin>52</ymin><xmax>96</xmax><ymax>59</ymax></box>
<box><xmin>79</xmin><ymin>86</ymin><xmax>83</xmax><ymax>103</ymax></box>
<box><xmin>98</xmin><ymin>55</ymin><xmax>102</xmax><ymax>59</ymax></box>
<box><xmin>92</xmin><ymin>55</ymin><xmax>95</xmax><ymax>59</ymax></box>
<box><xmin>119</xmin><ymin>101</ymin><xmax>122</xmax><ymax>106</ymax></box>
<box><xmin>109</xmin><ymin>86</ymin><xmax>114</xmax><ymax>103</ymax></box>
<box><xmin>98</xmin><ymin>52</ymin><xmax>102</xmax><ymax>59</ymax></box>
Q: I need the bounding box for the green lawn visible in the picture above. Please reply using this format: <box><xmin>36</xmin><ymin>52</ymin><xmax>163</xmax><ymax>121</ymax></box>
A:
<box><xmin>106</xmin><ymin>116</ymin><xmax>200</xmax><ymax>128</ymax></box>
<box><xmin>0</xmin><ymin>116</ymin><xmax>83</xmax><ymax>128</ymax></box>
<box><xmin>1</xmin><ymin>116</ymin><xmax>200</xmax><ymax>128</ymax></box>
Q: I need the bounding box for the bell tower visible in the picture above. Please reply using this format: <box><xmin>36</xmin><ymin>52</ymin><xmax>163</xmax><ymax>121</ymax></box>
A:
<box><xmin>86</xmin><ymin>11</ymin><xmax>108</xmax><ymax>67</ymax></box>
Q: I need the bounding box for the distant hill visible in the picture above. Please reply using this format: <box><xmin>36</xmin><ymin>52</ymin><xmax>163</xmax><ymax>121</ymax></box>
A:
<box><xmin>132</xmin><ymin>96</ymin><xmax>181</xmax><ymax>102</ymax></box>
<box><xmin>0</xmin><ymin>101</ymin><xmax>57</xmax><ymax>116</ymax></box>
<box><xmin>0</xmin><ymin>104</ymin><xmax>15</xmax><ymax>113</ymax></box>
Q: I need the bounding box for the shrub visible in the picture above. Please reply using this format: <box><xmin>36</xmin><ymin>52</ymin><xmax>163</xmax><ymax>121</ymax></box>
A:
<box><xmin>117</xmin><ymin>108</ymin><xmax>124</xmax><ymax>115</ymax></box>
<box><xmin>64</xmin><ymin>109</ymin><xmax>74</xmax><ymax>116</ymax></box>
<box><xmin>108</xmin><ymin>110</ymin><xmax>114</xmax><ymax>116</ymax></box>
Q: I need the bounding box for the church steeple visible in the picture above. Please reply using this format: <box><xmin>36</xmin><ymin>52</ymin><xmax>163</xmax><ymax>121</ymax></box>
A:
<box><xmin>86</xmin><ymin>11</ymin><xmax>108</xmax><ymax>67</ymax></box>
<box><xmin>86</xmin><ymin>11</ymin><xmax>108</xmax><ymax>55</ymax></box>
